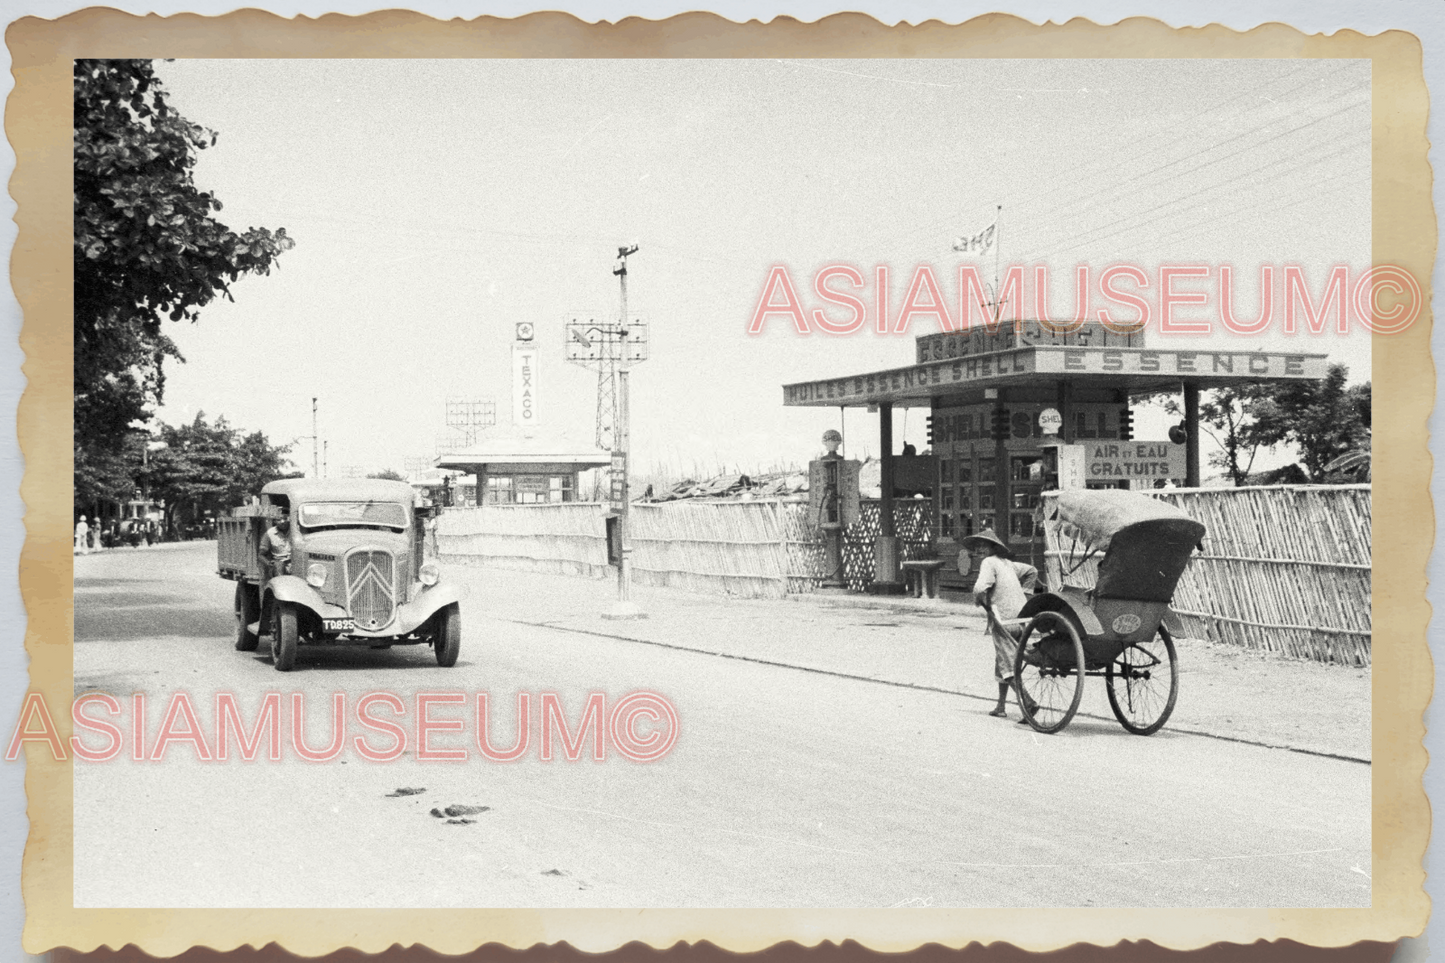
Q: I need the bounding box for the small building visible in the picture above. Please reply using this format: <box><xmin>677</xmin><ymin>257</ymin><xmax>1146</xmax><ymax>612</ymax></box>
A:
<box><xmin>435</xmin><ymin>435</ymin><xmax>612</xmax><ymax>505</ymax></box>
<box><xmin>783</xmin><ymin>319</ymin><xmax>1327</xmax><ymax>589</ymax></box>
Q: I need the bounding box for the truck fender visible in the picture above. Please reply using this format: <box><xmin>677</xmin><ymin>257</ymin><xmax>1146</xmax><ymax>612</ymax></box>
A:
<box><xmin>1018</xmin><ymin>591</ymin><xmax>1104</xmax><ymax>638</ymax></box>
<box><xmin>265</xmin><ymin>576</ymin><xmax>333</xmax><ymax>617</ymax></box>
<box><xmin>405</xmin><ymin>582</ymin><xmax>467</xmax><ymax>622</ymax></box>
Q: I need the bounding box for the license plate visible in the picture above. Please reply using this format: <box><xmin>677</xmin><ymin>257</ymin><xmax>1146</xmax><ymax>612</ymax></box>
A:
<box><xmin>322</xmin><ymin>618</ymin><xmax>355</xmax><ymax>633</ymax></box>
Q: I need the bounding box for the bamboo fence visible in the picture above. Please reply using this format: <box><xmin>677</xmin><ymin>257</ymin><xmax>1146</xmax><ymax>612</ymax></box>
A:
<box><xmin>1040</xmin><ymin>485</ymin><xmax>1371</xmax><ymax>666</ymax></box>
<box><xmin>433</xmin><ymin>498</ymin><xmax>921</xmax><ymax>598</ymax></box>
<box><xmin>627</xmin><ymin>499</ymin><xmax>805</xmax><ymax>598</ymax></box>
<box><xmin>436</xmin><ymin>487</ymin><xmax>1370</xmax><ymax>664</ymax></box>
<box><xmin>435</xmin><ymin>498</ymin><xmax>824</xmax><ymax>598</ymax></box>
<box><xmin>435</xmin><ymin>503</ymin><xmax>610</xmax><ymax>578</ymax></box>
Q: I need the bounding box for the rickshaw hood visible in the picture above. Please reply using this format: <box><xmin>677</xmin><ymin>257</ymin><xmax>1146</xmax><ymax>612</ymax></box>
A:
<box><xmin>1048</xmin><ymin>488</ymin><xmax>1205</xmax><ymax>554</ymax></box>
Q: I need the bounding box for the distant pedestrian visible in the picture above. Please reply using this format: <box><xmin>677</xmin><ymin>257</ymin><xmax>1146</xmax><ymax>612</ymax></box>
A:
<box><xmin>961</xmin><ymin>530</ymin><xmax>1038</xmax><ymax>721</ymax></box>
<box><xmin>144</xmin><ymin>520</ymin><xmax>156</xmax><ymax>547</ymax></box>
<box><xmin>74</xmin><ymin>515</ymin><xmax>90</xmax><ymax>555</ymax></box>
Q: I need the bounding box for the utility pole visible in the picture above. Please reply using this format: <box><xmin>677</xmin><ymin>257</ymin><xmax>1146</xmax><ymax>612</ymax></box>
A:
<box><xmin>310</xmin><ymin>397</ymin><xmax>320</xmax><ymax>479</ymax></box>
<box><xmin>323</xmin><ymin>440</ymin><xmax>328</xmax><ymax>479</ymax></box>
<box><xmin>564</xmin><ymin>251</ymin><xmax>649</xmax><ymax>616</ymax></box>
<box><xmin>606</xmin><ymin>244</ymin><xmax>643</xmax><ymax>620</ymax></box>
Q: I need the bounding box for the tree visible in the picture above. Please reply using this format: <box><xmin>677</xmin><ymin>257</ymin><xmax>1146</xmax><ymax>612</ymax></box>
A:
<box><xmin>368</xmin><ymin>469</ymin><xmax>409</xmax><ymax>482</ymax></box>
<box><xmin>1249</xmin><ymin>364</ymin><xmax>1370</xmax><ymax>482</ymax></box>
<box><xmin>1153</xmin><ymin>385</ymin><xmax>1271</xmax><ymax>486</ymax></box>
<box><xmin>75</xmin><ymin>431</ymin><xmax>150</xmax><ymax>514</ymax></box>
<box><xmin>147</xmin><ymin>412</ymin><xmax>293</xmax><ymax>534</ymax></box>
<box><xmin>232</xmin><ymin>429</ymin><xmax>301</xmax><ymax>504</ymax></box>
<box><xmin>1150</xmin><ymin>365</ymin><xmax>1370</xmax><ymax>486</ymax></box>
<box><xmin>74</xmin><ymin>59</ymin><xmax>294</xmax><ymax>494</ymax></box>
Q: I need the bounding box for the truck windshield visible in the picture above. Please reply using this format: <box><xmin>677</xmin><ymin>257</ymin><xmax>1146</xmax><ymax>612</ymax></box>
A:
<box><xmin>298</xmin><ymin>501</ymin><xmax>408</xmax><ymax>530</ymax></box>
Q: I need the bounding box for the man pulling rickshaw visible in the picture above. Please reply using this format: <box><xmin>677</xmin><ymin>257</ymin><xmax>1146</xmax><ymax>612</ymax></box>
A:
<box><xmin>966</xmin><ymin>488</ymin><xmax>1207</xmax><ymax>736</ymax></box>
<box><xmin>961</xmin><ymin>529</ymin><xmax>1039</xmax><ymax>723</ymax></box>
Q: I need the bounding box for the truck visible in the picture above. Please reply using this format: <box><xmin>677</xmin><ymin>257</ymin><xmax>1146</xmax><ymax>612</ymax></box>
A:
<box><xmin>218</xmin><ymin>478</ymin><xmax>465</xmax><ymax>671</ymax></box>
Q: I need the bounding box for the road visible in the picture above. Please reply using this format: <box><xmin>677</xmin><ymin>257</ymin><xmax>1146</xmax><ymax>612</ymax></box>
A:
<box><xmin>72</xmin><ymin>541</ymin><xmax>1371</xmax><ymax>908</ymax></box>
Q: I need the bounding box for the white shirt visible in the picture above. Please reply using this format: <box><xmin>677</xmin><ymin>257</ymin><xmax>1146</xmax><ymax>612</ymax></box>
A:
<box><xmin>973</xmin><ymin>555</ymin><xmax>1038</xmax><ymax>620</ymax></box>
<box><xmin>262</xmin><ymin>526</ymin><xmax>291</xmax><ymax>562</ymax></box>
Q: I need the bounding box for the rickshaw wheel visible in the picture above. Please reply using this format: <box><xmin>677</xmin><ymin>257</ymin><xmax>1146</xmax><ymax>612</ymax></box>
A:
<box><xmin>1013</xmin><ymin>611</ymin><xmax>1086</xmax><ymax>734</ymax></box>
<box><xmin>1106</xmin><ymin>625</ymin><xmax>1179</xmax><ymax>735</ymax></box>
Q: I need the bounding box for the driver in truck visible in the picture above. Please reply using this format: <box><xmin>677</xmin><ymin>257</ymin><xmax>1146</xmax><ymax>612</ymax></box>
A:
<box><xmin>260</xmin><ymin>513</ymin><xmax>292</xmax><ymax>578</ymax></box>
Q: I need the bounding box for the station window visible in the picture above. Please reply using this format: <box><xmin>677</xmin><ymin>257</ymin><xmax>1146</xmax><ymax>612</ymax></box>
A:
<box><xmin>486</xmin><ymin>477</ymin><xmax>515</xmax><ymax>504</ymax></box>
<box><xmin>1010</xmin><ymin>513</ymin><xmax>1037</xmax><ymax>539</ymax></box>
<box><xmin>1010</xmin><ymin>456</ymin><xmax>1046</xmax><ymax>483</ymax></box>
<box><xmin>940</xmin><ymin>513</ymin><xmax>955</xmax><ymax>538</ymax></box>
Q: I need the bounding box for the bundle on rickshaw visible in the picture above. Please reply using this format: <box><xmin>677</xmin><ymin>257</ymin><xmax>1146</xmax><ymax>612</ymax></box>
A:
<box><xmin>1004</xmin><ymin>488</ymin><xmax>1206</xmax><ymax>736</ymax></box>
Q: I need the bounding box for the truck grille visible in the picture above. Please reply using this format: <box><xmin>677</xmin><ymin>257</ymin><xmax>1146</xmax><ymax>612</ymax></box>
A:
<box><xmin>345</xmin><ymin>550</ymin><xmax>396</xmax><ymax>630</ymax></box>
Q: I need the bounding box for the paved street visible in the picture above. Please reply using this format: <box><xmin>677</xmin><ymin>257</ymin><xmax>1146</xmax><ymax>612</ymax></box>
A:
<box><xmin>73</xmin><ymin>541</ymin><xmax>1371</xmax><ymax>908</ymax></box>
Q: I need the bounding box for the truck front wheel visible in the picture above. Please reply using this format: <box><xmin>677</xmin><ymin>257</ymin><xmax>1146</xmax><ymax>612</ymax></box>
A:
<box><xmin>434</xmin><ymin>604</ymin><xmax>461</xmax><ymax>668</ymax></box>
<box><xmin>272</xmin><ymin>601</ymin><xmax>299</xmax><ymax>672</ymax></box>
<box><xmin>234</xmin><ymin>583</ymin><xmax>259</xmax><ymax>652</ymax></box>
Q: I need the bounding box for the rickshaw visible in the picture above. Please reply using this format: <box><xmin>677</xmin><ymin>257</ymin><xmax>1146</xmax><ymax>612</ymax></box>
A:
<box><xmin>997</xmin><ymin>488</ymin><xmax>1207</xmax><ymax>735</ymax></box>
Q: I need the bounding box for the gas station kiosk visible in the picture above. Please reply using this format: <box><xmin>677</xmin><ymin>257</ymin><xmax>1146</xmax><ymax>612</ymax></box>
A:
<box><xmin>782</xmin><ymin>319</ymin><xmax>1327</xmax><ymax>591</ymax></box>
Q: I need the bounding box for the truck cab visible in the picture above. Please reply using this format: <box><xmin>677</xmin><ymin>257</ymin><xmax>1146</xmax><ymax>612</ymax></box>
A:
<box><xmin>218</xmin><ymin>478</ymin><xmax>464</xmax><ymax>671</ymax></box>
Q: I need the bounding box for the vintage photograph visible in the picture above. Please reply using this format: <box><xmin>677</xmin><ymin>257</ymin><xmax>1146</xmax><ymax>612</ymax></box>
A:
<box><xmin>68</xmin><ymin>52</ymin><xmax>1378</xmax><ymax>914</ymax></box>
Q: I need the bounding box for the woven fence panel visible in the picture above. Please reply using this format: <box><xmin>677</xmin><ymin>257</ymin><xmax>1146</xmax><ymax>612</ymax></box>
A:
<box><xmin>628</xmin><ymin>499</ymin><xmax>794</xmax><ymax>598</ymax></box>
<box><xmin>777</xmin><ymin>502</ymin><xmax>828</xmax><ymax>594</ymax></box>
<box><xmin>1041</xmin><ymin>485</ymin><xmax>1371</xmax><ymax>665</ymax></box>
<box><xmin>435</xmin><ymin>503</ymin><xmax>610</xmax><ymax>578</ymax></box>
<box><xmin>437</xmin><ymin>499</ymin><xmax>829</xmax><ymax>598</ymax></box>
<box><xmin>841</xmin><ymin>499</ymin><xmax>936</xmax><ymax>591</ymax></box>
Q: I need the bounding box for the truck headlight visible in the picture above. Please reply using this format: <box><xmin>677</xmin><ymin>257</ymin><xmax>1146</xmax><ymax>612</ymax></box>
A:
<box><xmin>306</xmin><ymin>563</ymin><xmax>328</xmax><ymax>588</ymax></box>
<box><xmin>419</xmin><ymin>561</ymin><xmax>441</xmax><ymax>586</ymax></box>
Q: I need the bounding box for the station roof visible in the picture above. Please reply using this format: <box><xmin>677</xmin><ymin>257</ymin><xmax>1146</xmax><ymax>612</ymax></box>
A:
<box><xmin>435</xmin><ymin>435</ymin><xmax>612</xmax><ymax>476</ymax></box>
<box><xmin>782</xmin><ymin>344</ymin><xmax>1330</xmax><ymax>408</ymax></box>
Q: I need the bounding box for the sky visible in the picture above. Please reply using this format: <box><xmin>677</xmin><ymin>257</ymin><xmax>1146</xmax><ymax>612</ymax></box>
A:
<box><xmin>146</xmin><ymin>57</ymin><xmax>1372</xmax><ymax>480</ymax></box>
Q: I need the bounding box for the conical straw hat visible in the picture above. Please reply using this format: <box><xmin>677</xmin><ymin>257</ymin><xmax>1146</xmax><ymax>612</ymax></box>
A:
<box><xmin>960</xmin><ymin>529</ymin><xmax>1013</xmax><ymax>558</ymax></box>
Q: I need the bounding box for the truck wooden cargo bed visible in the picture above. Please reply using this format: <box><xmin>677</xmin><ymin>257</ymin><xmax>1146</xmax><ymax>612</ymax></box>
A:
<box><xmin>217</xmin><ymin>508</ymin><xmax>279</xmax><ymax>581</ymax></box>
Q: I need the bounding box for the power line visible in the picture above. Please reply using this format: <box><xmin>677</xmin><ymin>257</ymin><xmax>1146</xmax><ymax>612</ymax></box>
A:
<box><xmin>1020</xmin><ymin>126</ymin><xmax>1370</xmax><ymax>266</ymax></box>
<box><xmin>872</xmin><ymin>63</ymin><xmax>1363</xmax><ymax>262</ymax></box>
